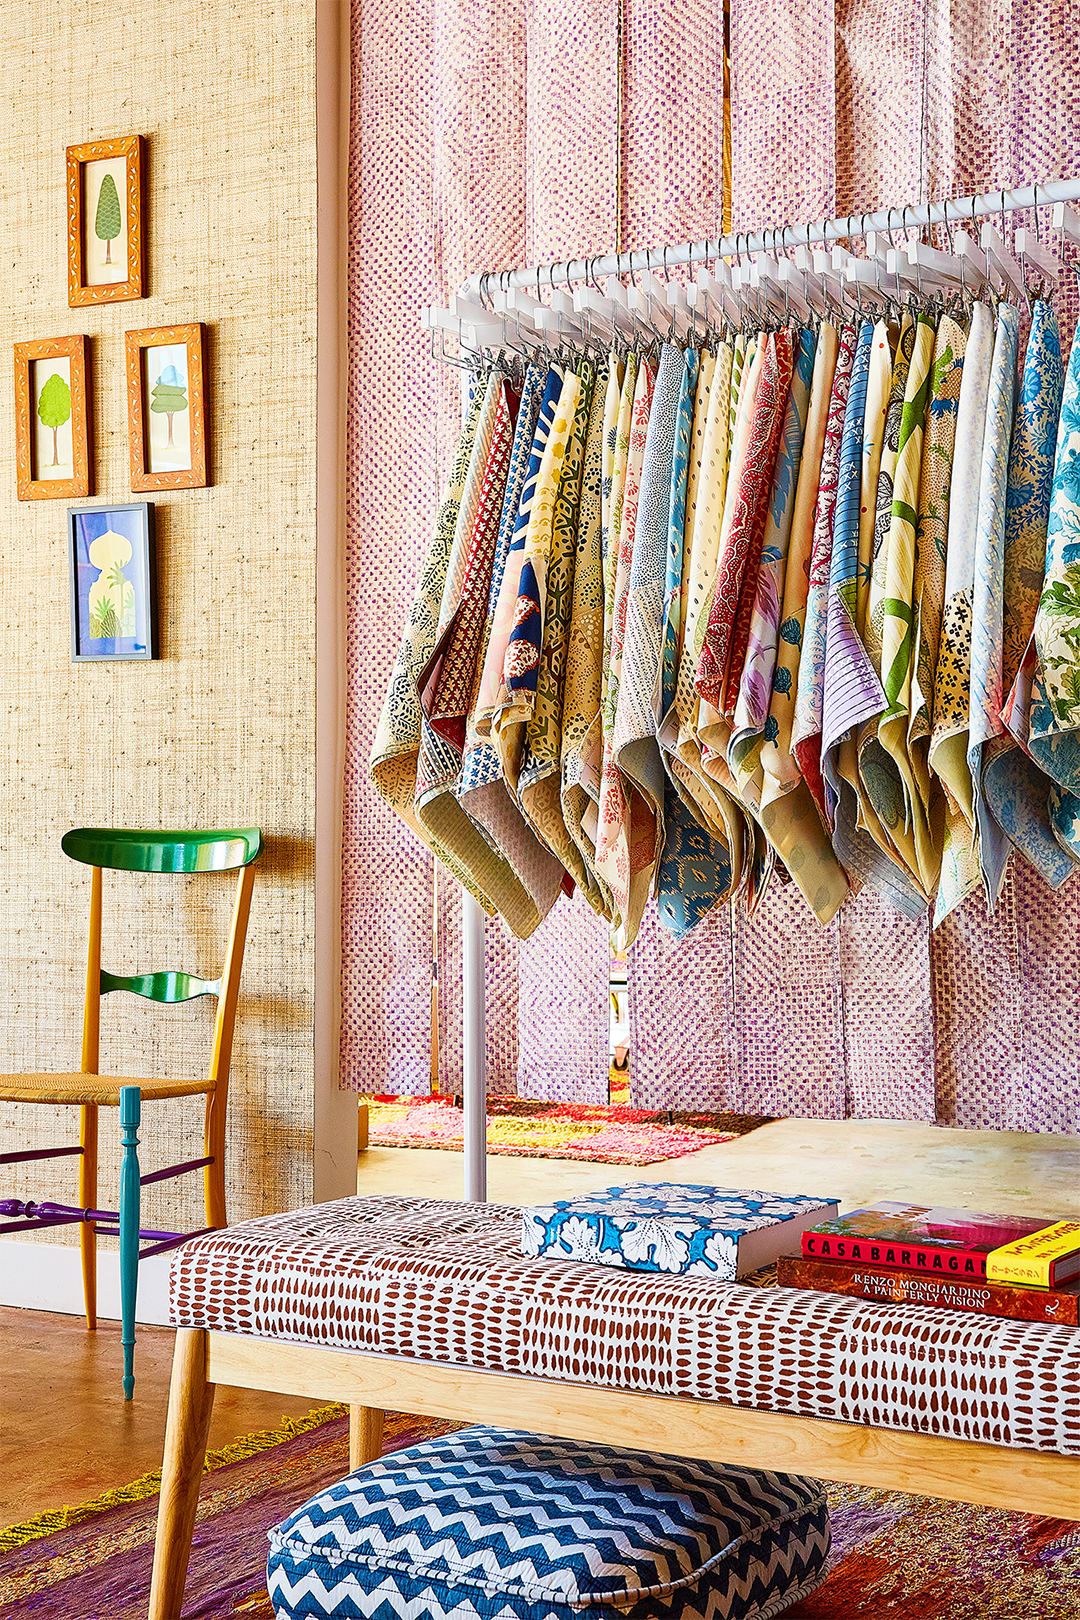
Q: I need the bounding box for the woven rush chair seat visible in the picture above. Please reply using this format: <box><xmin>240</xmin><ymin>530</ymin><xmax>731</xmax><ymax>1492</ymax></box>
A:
<box><xmin>171</xmin><ymin>1194</ymin><xmax>1080</xmax><ymax>1457</ymax></box>
<box><xmin>265</xmin><ymin>1425</ymin><xmax>831</xmax><ymax>1620</ymax></box>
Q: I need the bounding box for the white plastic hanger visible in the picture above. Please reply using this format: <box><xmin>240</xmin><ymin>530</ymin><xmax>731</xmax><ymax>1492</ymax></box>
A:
<box><xmin>1052</xmin><ymin>200</ymin><xmax>1080</xmax><ymax>246</ymax></box>
<box><xmin>980</xmin><ymin>221</ymin><xmax>1026</xmax><ymax>301</ymax></box>
<box><xmin>1014</xmin><ymin>227</ymin><xmax>1060</xmax><ymax>286</ymax></box>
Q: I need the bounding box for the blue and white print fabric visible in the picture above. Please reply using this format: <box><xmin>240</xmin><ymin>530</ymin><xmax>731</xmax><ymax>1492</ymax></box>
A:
<box><xmin>521</xmin><ymin>1183</ymin><xmax>836</xmax><ymax>1278</ymax></box>
<box><xmin>267</xmin><ymin>1427</ymin><xmax>830</xmax><ymax>1620</ymax></box>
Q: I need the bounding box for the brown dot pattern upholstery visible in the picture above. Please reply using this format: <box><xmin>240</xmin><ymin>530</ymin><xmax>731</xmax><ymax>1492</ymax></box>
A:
<box><xmin>170</xmin><ymin>1195</ymin><xmax>1080</xmax><ymax>1455</ymax></box>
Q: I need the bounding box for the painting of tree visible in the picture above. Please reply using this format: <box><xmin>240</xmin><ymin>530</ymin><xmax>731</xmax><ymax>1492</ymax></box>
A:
<box><xmin>95</xmin><ymin>172</ymin><xmax>122</xmax><ymax>265</ymax></box>
<box><xmin>37</xmin><ymin>371</ymin><xmax>71</xmax><ymax>467</ymax></box>
<box><xmin>150</xmin><ymin>365</ymin><xmax>188</xmax><ymax>447</ymax></box>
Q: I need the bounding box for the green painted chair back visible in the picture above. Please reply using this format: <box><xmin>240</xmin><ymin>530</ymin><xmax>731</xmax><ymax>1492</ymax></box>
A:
<box><xmin>62</xmin><ymin>829</ymin><xmax>261</xmax><ymax>1006</ymax></box>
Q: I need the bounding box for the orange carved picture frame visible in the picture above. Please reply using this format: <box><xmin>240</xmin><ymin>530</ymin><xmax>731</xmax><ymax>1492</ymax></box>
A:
<box><xmin>67</xmin><ymin>135</ymin><xmax>145</xmax><ymax>306</ymax></box>
<box><xmin>14</xmin><ymin>334</ymin><xmax>92</xmax><ymax>502</ymax></box>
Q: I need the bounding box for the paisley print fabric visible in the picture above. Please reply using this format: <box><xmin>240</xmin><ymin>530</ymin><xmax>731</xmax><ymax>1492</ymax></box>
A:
<box><xmin>596</xmin><ymin>356</ymin><xmax>655</xmax><ymax>935</ymax></box>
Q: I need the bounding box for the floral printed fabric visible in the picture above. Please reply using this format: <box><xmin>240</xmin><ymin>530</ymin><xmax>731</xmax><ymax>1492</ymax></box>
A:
<box><xmin>985</xmin><ymin>302</ymin><xmax>1073</xmax><ymax>887</ymax></box>
<box><xmin>1031</xmin><ymin>317</ymin><xmax>1080</xmax><ymax>802</ymax></box>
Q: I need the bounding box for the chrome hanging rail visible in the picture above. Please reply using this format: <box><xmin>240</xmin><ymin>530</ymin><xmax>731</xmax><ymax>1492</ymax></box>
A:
<box><xmin>463</xmin><ymin>177</ymin><xmax>1080</xmax><ymax>298</ymax></box>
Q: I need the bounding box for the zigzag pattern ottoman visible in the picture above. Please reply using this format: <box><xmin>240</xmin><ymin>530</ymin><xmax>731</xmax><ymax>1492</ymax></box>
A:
<box><xmin>266</xmin><ymin>1426</ymin><xmax>830</xmax><ymax>1620</ymax></box>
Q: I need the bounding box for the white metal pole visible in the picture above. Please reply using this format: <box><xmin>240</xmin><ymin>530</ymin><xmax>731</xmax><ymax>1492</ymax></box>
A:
<box><xmin>463</xmin><ymin>176</ymin><xmax>1080</xmax><ymax>298</ymax></box>
<box><xmin>461</xmin><ymin>888</ymin><xmax>487</xmax><ymax>1202</ymax></box>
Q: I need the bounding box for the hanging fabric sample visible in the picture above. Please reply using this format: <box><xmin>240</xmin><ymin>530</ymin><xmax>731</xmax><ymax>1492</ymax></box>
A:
<box><xmin>792</xmin><ymin>322</ymin><xmax>857</xmax><ymax>826</ymax></box>
<box><xmin>928</xmin><ymin>299</ymin><xmax>995</xmax><ymax>923</ymax></box>
<box><xmin>869</xmin><ymin>313</ymin><xmax>938</xmax><ymax>898</ymax></box>
<box><xmin>518</xmin><ymin>361</ymin><xmax>608</xmax><ymax>912</ymax></box>
<box><xmin>596</xmin><ymin>355</ymin><xmax>656</xmax><ymax>939</ymax></box>
<box><xmin>655</xmin><ymin>350</ymin><xmax>736</xmax><ymax>937</ymax></box>
<box><xmin>1029</xmin><ymin>315</ymin><xmax>1080</xmax><ymax>861</ymax></box>
<box><xmin>560</xmin><ymin>357</ymin><xmax>615</xmax><ymax>913</ymax></box>
<box><xmin>984</xmin><ymin>301</ymin><xmax>1073</xmax><ymax>886</ymax></box>
<box><xmin>458</xmin><ymin>366</ymin><xmax>567</xmax><ymax>927</ymax></box>
<box><xmin>907</xmin><ymin>313</ymin><xmax>968</xmax><ymax>895</ymax></box>
<box><xmin>966</xmin><ymin>304</ymin><xmax>1020</xmax><ymax>908</ymax></box>
<box><xmin>728</xmin><ymin>325</ymin><xmax>816</xmax><ymax>813</ymax></box>
<box><xmin>759</xmin><ymin>320</ymin><xmax>850</xmax><ymax>923</ymax></box>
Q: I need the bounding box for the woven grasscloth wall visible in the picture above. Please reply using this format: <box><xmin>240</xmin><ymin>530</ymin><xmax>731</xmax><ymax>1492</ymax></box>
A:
<box><xmin>0</xmin><ymin>0</ymin><xmax>317</xmax><ymax>1241</ymax></box>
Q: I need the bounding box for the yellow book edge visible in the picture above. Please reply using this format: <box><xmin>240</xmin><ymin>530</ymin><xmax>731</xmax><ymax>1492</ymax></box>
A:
<box><xmin>986</xmin><ymin>1220</ymin><xmax>1080</xmax><ymax>1289</ymax></box>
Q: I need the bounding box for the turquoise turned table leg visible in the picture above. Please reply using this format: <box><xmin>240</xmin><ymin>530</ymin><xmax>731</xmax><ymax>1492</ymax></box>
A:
<box><xmin>119</xmin><ymin>1085</ymin><xmax>142</xmax><ymax>1401</ymax></box>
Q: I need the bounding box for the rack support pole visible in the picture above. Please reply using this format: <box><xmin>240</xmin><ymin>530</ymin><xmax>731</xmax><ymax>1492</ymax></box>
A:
<box><xmin>461</xmin><ymin>888</ymin><xmax>487</xmax><ymax>1202</ymax></box>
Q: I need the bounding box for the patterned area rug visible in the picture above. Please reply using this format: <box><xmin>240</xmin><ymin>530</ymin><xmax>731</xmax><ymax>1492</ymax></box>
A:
<box><xmin>2</xmin><ymin>1408</ymin><xmax>1076</xmax><ymax>1618</ymax></box>
<box><xmin>364</xmin><ymin>1092</ymin><xmax>773</xmax><ymax>1164</ymax></box>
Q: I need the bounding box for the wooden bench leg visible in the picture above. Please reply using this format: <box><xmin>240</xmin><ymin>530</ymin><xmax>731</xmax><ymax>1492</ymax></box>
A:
<box><xmin>350</xmin><ymin>1404</ymin><xmax>384</xmax><ymax>1470</ymax></box>
<box><xmin>148</xmin><ymin>1328</ymin><xmax>216</xmax><ymax>1620</ymax></box>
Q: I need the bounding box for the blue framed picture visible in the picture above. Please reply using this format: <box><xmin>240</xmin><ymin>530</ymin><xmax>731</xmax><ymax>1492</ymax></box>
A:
<box><xmin>68</xmin><ymin>501</ymin><xmax>157</xmax><ymax>661</ymax></box>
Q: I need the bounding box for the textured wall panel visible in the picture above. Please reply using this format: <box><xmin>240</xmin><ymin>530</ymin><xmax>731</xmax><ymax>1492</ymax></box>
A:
<box><xmin>0</xmin><ymin>0</ymin><xmax>317</xmax><ymax>1237</ymax></box>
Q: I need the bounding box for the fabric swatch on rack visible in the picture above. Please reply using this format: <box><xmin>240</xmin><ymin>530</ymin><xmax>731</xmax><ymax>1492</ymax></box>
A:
<box><xmin>596</xmin><ymin>355</ymin><xmax>655</xmax><ymax>938</ymax></box>
<box><xmin>1030</xmin><ymin>315</ymin><xmax>1080</xmax><ymax>807</ymax></box>
<box><xmin>906</xmin><ymin>312</ymin><xmax>967</xmax><ymax>892</ymax></box>
<box><xmin>655</xmin><ymin>349</ymin><xmax>736</xmax><ymax>937</ymax></box>
<box><xmin>729</xmin><ymin>325</ymin><xmax>815</xmax><ymax>813</ymax></box>
<box><xmin>929</xmin><ymin>298</ymin><xmax>995</xmax><ymax>924</ymax></box>
<box><xmin>759</xmin><ymin>321</ymin><xmax>850</xmax><ymax>925</ymax></box>
<box><xmin>519</xmin><ymin>362</ymin><xmax>608</xmax><ymax>912</ymax></box>
<box><xmin>370</xmin><ymin>388</ymin><xmax>498</xmax><ymax>909</ymax></box>
<box><xmin>792</xmin><ymin>321</ymin><xmax>857</xmax><ymax>829</ymax></box>
<box><xmin>966</xmin><ymin>305</ymin><xmax>1020</xmax><ymax>909</ymax></box>
<box><xmin>985</xmin><ymin>301</ymin><xmax>1071</xmax><ymax>886</ymax></box>
<box><xmin>561</xmin><ymin>357</ymin><xmax>615</xmax><ymax>914</ymax></box>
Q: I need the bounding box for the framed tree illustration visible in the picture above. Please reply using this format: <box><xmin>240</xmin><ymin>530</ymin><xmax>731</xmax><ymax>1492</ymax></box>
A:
<box><xmin>13</xmin><ymin>335</ymin><xmax>92</xmax><ymax>500</ymax></box>
<box><xmin>125</xmin><ymin>323</ymin><xmax>209</xmax><ymax>490</ymax></box>
<box><xmin>67</xmin><ymin>135</ymin><xmax>145</xmax><ymax>305</ymax></box>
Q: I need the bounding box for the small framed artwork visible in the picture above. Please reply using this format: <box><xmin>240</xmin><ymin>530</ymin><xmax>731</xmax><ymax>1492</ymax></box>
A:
<box><xmin>125</xmin><ymin>322</ymin><xmax>208</xmax><ymax>490</ymax></box>
<box><xmin>69</xmin><ymin>502</ymin><xmax>158</xmax><ymax>661</ymax></box>
<box><xmin>66</xmin><ymin>135</ymin><xmax>144</xmax><ymax>306</ymax></box>
<box><xmin>14</xmin><ymin>335</ymin><xmax>91</xmax><ymax>501</ymax></box>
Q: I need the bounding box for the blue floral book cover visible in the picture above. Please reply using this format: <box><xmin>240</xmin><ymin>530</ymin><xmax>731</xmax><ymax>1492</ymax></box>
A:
<box><xmin>521</xmin><ymin>1183</ymin><xmax>839</xmax><ymax>1279</ymax></box>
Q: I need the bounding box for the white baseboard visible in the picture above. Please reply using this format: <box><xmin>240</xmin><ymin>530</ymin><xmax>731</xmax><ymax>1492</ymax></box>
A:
<box><xmin>0</xmin><ymin>1236</ymin><xmax>172</xmax><ymax>1325</ymax></box>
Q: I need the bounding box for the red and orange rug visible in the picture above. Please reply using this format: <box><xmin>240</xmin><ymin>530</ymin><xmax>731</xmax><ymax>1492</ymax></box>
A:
<box><xmin>364</xmin><ymin>1091</ymin><xmax>773</xmax><ymax>1165</ymax></box>
<box><xmin>3</xmin><ymin>1408</ymin><xmax>1076</xmax><ymax>1618</ymax></box>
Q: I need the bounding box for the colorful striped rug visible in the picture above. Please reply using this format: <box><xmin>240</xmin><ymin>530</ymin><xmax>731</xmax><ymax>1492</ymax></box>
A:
<box><xmin>1</xmin><ymin>1407</ymin><xmax>1076</xmax><ymax>1618</ymax></box>
<box><xmin>364</xmin><ymin>1092</ymin><xmax>773</xmax><ymax>1164</ymax></box>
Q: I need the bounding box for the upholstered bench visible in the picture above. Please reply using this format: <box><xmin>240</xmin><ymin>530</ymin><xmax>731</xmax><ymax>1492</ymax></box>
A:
<box><xmin>149</xmin><ymin>1195</ymin><xmax>1080</xmax><ymax>1620</ymax></box>
<box><xmin>266</xmin><ymin>1426</ymin><xmax>832</xmax><ymax>1620</ymax></box>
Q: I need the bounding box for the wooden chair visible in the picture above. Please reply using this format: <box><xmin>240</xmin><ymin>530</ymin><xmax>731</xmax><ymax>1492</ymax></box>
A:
<box><xmin>0</xmin><ymin>828</ymin><xmax>261</xmax><ymax>1395</ymax></box>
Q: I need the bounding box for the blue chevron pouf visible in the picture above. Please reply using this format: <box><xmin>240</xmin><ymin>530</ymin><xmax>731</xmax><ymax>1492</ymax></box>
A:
<box><xmin>266</xmin><ymin>1426</ymin><xmax>830</xmax><ymax>1620</ymax></box>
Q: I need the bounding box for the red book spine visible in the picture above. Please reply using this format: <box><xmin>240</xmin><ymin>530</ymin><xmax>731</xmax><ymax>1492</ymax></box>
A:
<box><xmin>800</xmin><ymin>1229</ymin><xmax>994</xmax><ymax>1278</ymax></box>
<box><xmin>778</xmin><ymin>1255</ymin><xmax>1080</xmax><ymax>1325</ymax></box>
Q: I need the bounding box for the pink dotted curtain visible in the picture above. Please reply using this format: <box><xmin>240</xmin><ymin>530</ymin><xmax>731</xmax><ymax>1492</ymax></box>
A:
<box><xmin>344</xmin><ymin>0</ymin><xmax>1080</xmax><ymax>1129</ymax></box>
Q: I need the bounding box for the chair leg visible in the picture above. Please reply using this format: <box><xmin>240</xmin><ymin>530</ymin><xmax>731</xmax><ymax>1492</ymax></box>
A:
<box><xmin>79</xmin><ymin>1102</ymin><xmax>98</xmax><ymax>1330</ymax></box>
<box><xmin>148</xmin><ymin>1328</ymin><xmax>217</xmax><ymax>1620</ymax></box>
<box><xmin>118</xmin><ymin>1086</ymin><xmax>141</xmax><ymax>1401</ymax></box>
<box><xmin>203</xmin><ymin>1089</ymin><xmax>227</xmax><ymax>1230</ymax></box>
<box><xmin>350</xmin><ymin>1405</ymin><xmax>385</xmax><ymax>1471</ymax></box>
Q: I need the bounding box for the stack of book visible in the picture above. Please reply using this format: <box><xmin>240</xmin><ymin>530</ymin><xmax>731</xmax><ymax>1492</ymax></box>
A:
<box><xmin>778</xmin><ymin>1202</ymin><xmax>1080</xmax><ymax>1324</ymax></box>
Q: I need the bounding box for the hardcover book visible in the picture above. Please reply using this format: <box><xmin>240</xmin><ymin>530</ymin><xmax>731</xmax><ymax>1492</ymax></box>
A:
<box><xmin>777</xmin><ymin>1254</ymin><xmax>1080</xmax><ymax>1325</ymax></box>
<box><xmin>800</xmin><ymin>1202</ymin><xmax>1080</xmax><ymax>1288</ymax></box>
<box><xmin>522</xmin><ymin>1183</ymin><xmax>839</xmax><ymax>1280</ymax></box>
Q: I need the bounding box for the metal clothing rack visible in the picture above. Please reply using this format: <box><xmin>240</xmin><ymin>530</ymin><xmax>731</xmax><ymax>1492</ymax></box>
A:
<box><xmin>455</xmin><ymin>174</ymin><xmax>1080</xmax><ymax>1204</ymax></box>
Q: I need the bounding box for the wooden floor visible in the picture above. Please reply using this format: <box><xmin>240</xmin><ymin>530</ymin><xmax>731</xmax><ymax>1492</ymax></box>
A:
<box><xmin>2</xmin><ymin>1116</ymin><xmax>1078</xmax><ymax>1530</ymax></box>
